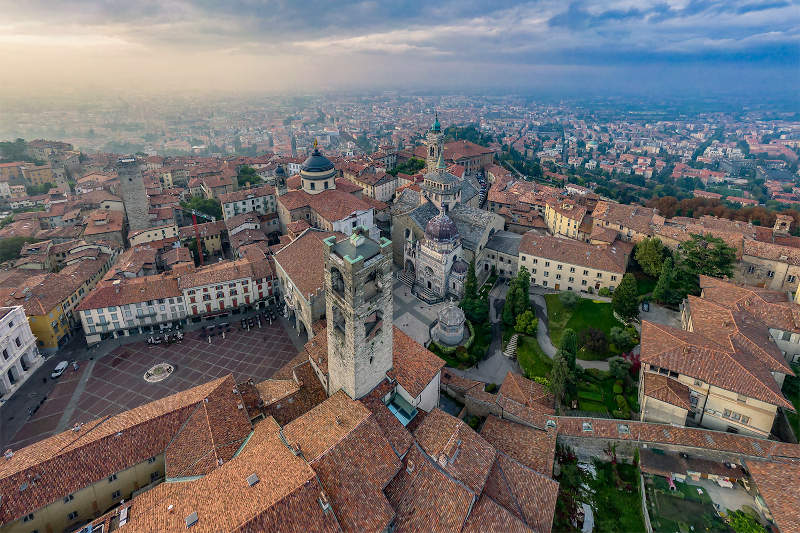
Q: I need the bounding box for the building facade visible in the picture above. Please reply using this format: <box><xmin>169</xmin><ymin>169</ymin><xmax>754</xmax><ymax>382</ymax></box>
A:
<box><xmin>0</xmin><ymin>306</ymin><xmax>41</xmax><ymax>400</ymax></box>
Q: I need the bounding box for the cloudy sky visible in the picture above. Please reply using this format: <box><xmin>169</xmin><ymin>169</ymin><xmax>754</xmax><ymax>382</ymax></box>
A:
<box><xmin>0</xmin><ymin>0</ymin><xmax>797</xmax><ymax>98</ymax></box>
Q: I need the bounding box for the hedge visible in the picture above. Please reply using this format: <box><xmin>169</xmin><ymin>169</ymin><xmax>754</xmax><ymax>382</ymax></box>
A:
<box><xmin>430</xmin><ymin>320</ymin><xmax>476</xmax><ymax>355</ymax></box>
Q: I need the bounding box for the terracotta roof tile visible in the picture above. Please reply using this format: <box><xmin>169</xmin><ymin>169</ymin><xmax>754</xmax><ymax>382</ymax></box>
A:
<box><xmin>642</xmin><ymin>372</ymin><xmax>692</xmax><ymax>410</ymax></box>
<box><xmin>388</xmin><ymin>328</ymin><xmax>446</xmax><ymax>399</ymax></box>
<box><xmin>482</xmin><ymin>452</ymin><xmax>559</xmax><ymax>533</ymax></box>
<box><xmin>461</xmin><ymin>494</ymin><xmax>532</xmax><ymax>533</ymax></box>
<box><xmin>384</xmin><ymin>443</ymin><xmax>475</xmax><ymax>532</ymax></box>
<box><xmin>414</xmin><ymin>409</ymin><xmax>496</xmax><ymax>494</ymax></box>
<box><xmin>480</xmin><ymin>415</ymin><xmax>556</xmax><ymax>477</ymax></box>
<box><xmin>310</xmin><ymin>415</ymin><xmax>400</xmax><ymax>533</ymax></box>
<box><xmin>121</xmin><ymin>417</ymin><xmax>340</xmax><ymax>533</ymax></box>
<box><xmin>282</xmin><ymin>391</ymin><xmax>372</xmax><ymax>461</ymax></box>
<box><xmin>747</xmin><ymin>460</ymin><xmax>800</xmax><ymax>533</ymax></box>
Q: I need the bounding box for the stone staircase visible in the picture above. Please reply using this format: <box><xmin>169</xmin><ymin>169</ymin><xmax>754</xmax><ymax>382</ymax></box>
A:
<box><xmin>399</xmin><ymin>269</ymin><xmax>415</xmax><ymax>288</ymax></box>
<box><xmin>503</xmin><ymin>333</ymin><xmax>519</xmax><ymax>359</ymax></box>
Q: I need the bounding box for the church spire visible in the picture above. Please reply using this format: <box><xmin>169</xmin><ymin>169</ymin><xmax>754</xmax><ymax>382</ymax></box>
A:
<box><xmin>436</xmin><ymin>151</ymin><xmax>446</xmax><ymax>170</ymax></box>
<box><xmin>431</xmin><ymin>111</ymin><xmax>441</xmax><ymax>133</ymax></box>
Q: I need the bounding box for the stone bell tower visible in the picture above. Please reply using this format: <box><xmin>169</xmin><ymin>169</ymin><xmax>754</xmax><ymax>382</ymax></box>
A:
<box><xmin>324</xmin><ymin>228</ymin><xmax>394</xmax><ymax>400</ymax></box>
<box><xmin>426</xmin><ymin>112</ymin><xmax>444</xmax><ymax>172</ymax></box>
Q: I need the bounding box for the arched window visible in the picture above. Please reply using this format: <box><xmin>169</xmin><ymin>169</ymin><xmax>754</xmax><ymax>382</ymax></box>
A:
<box><xmin>365</xmin><ymin>310</ymin><xmax>383</xmax><ymax>339</ymax></box>
<box><xmin>332</xmin><ymin>305</ymin><xmax>346</xmax><ymax>334</ymax></box>
<box><xmin>405</xmin><ymin>228</ymin><xmax>411</xmax><ymax>240</ymax></box>
<box><xmin>330</xmin><ymin>267</ymin><xmax>345</xmax><ymax>297</ymax></box>
<box><xmin>429</xmin><ymin>146</ymin><xmax>435</xmax><ymax>157</ymax></box>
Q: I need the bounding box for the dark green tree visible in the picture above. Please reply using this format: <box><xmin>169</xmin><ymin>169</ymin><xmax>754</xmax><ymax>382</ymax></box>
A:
<box><xmin>463</xmin><ymin>259</ymin><xmax>478</xmax><ymax>300</ymax></box>
<box><xmin>634</xmin><ymin>237</ymin><xmax>667</xmax><ymax>277</ymax></box>
<box><xmin>180</xmin><ymin>197</ymin><xmax>222</xmax><ymax>220</ymax></box>
<box><xmin>612</xmin><ymin>273</ymin><xmax>640</xmax><ymax>321</ymax></box>
<box><xmin>549</xmin><ymin>350</ymin><xmax>570</xmax><ymax>414</ymax></box>
<box><xmin>560</xmin><ymin>328</ymin><xmax>578</xmax><ymax>371</ymax></box>
<box><xmin>677</xmin><ymin>233</ymin><xmax>737</xmax><ymax>279</ymax></box>
<box><xmin>0</xmin><ymin>236</ymin><xmax>40</xmax><ymax>262</ymax></box>
<box><xmin>652</xmin><ymin>257</ymin><xmax>680</xmax><ymax>306</ymax></box>
<box><xmin>237</xmin><ymin>165</ymin><xmax>260</xmax><ymax>187</ymax></box>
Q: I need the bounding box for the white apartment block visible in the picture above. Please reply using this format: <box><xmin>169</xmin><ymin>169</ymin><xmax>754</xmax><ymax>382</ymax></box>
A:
<box><xmin>221</xmin><ymin>186</ymin><xmax>277</xmax><ymax>220</ymax></box>
<box><xmin>0</xmin><ymin>306</ymin><xmax>42</xmax><ymax>399</ymax></box>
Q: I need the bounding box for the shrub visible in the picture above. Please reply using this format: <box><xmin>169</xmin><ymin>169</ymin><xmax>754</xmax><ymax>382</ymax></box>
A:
<box><xmin>613</xmin><ymin>383</ymin><xmax>623</xmax><ymax>394</ymax></box>
<box><xmin>559</xmin><ymin>290</ymin><xmax>580</xmax><ymax>309</ymax></box>
<box><xmin>615</xmin><ymin>395</ymin><xmax>628</xmax><ymax>409</ymax></box>
<box><xmin>598</xmin><ymin>287</ymin><xmax>612</xmax><ymax>297</ymax></box>
<box><xmin>533</xmin><ymin>376</ymin><xmax>552</xmax><ymax>390</ymax></box>
<box><xmin>467</xmin><ymin>416</ymin><xmax>480</xmax><ymax>430</ymax></box>
<box><xmin>579</xmin><ymin>327</ymin><xmax>608</xmax><ymax>354</ymax></box>
<box><xmin>456</xmin><ymin>346</ymin><xmax>470</xmax><ymax>362</ymax></box>
<box><xmin>485</xmin><ymin>383</ymin><xmax>498</xmax><ymax>393</ymax></box>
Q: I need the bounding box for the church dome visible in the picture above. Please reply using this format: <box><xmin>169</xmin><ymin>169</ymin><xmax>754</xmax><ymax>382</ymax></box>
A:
<box><xmin>425</xmin><ymin>212</ymin><xmax>459</xmax><ymax>242</ymax></box>
<box><xmin>275</xmin><ymin>164</ymin><xmax>286</xmax><ymax>177</ymax></box>
<box><xmin>300</xmin><ymin>148</ymin><xmax>335</xmax><ymax>178</ymax></box>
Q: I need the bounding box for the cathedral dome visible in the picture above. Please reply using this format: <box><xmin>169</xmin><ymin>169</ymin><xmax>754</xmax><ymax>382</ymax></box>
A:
<box><xmin>300</xmin><ymin>148</ymin><xmax>335</xmax><ymax>178</ymax></box>
<box><xmin>275</xmin><ymin>164</ymin><xmax>286</xmax><ymax>177</ymax></box>
<box><xmin>425</xmin><ymin>212</ymin><xmax>459</xmax><ymax>242</ymax></box>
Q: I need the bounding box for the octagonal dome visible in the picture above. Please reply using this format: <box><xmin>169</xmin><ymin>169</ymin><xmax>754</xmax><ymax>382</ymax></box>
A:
<box><xmin>425</xmin><ymin>213</ymin><xmax>459</xmax><ymax>242</ymax></box>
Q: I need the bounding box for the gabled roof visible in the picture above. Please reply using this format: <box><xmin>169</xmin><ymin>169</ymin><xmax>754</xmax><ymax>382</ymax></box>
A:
<box><xmin>640</xmin><ymin>321</ymin><xmax>793</xmax><ymax>409</ymax></box>
<box><xmin>384</xmin><ymin>443</ymin><xmax>476</xmax><ymax>532</ymax></box>
<box><xmin>0</xmin><ymin>376</ymin><xmax>250</xmax><ymax>526</ymax></box>
<box><xmin>699</xmin><ymin>274</ymin><xmax>800</xmax><ymax>334</ymax></box>
<box><xmin>482</xmin><ymin>452</ymin><xmax>559</xmax><ymax>533</ymax></box>
<box><xmin>119</xmin><ymin>417</ymin><xmax>340</xmax><ymax>533</ymax></box>
<box><xmin>498</xmin><ymin>372</ymin><xmax>555</xmax><ymax>414</ymax></box>
<box><xmin>310</xmin><ymin>411</ymin><xmax>401</xmax><ymax>533</ymax></box>
<box><xmin>642</xmin><ymin>372</ymin><xmax>691</xmax><ymax>411</ymax></box>
<box><xmin>480</xmin><ymin>415</ymin><xmax>556</xmax><ymax>477</ymax></box>
<box><xmin>413</xmin><ymin>409</ymin><xmax>496</xmax><ymax>494</ymax></box>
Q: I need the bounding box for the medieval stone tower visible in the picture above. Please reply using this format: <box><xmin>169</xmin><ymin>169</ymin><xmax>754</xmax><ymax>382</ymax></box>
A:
<box><xmin>116</xmin><ymin>156</ymin><xmax>150</xmax><ymax>232</ymax></box>
<box><xmin>324</xmin><ymin>229</ymin><xmax>394</xmax><ymax>400</ymax></box>
<box><xmin>425</xmin><ymin>113</ymin><xmax>444</xmax><ymax>172</ymax></box>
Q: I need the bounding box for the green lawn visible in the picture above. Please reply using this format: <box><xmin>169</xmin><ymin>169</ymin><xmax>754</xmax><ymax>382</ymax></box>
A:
<box><xmin>544</xmin><ymin>294</ymin><xmax>626</xmax><ymax>359</ymax></box>
<box><xmin>589</xmin><ymin>461</ymin><xmax>647</xmax><ymax>533</ymax></box>
<box><xmin>516</xmin><ymin>334</ymin><xmax>553</xmax><ymax>380</ymax></box>
<box><xmin>646</xmin><ymin>475</ymin><xmax>730</xmax><ymax>533</ymax></box>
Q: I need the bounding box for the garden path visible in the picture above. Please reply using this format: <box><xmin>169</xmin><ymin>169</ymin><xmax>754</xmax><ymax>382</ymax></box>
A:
<box><xmin>531</xmin><ymin>289</ymin><xmax>610</xmax><ymax>371</ymax></box>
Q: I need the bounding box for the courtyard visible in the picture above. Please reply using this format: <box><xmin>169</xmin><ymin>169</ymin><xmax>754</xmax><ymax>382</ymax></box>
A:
<box><xmin>2</xmin><ymin>319</ymin><xmax>298</xmax><ymax>450</ymax></box>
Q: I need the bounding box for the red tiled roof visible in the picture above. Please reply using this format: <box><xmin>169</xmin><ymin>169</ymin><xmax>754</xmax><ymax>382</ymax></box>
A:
<box><xmin>413</xmin><ymin>408</ymin><xmax>496</xmax><ymax>493</ymax></box>
<box><xmin>642</xmin><ymin>372</ymin><xmax>692</xmax><ymax>410</ymax></box>
<box><xmin>0</xmin><ymin>376</ymin><xmax>249</xmax><ymax>526</ymax></box>
<box><xmin>120</xmin><ymin>417</ymin><xmax>340</xmax><ymax>533</ymax></box>
<box><xmin>388</xmin><ymin>329</ymin><xmax>445</xmax><ymax>399</ymax></box>
<box><xmin>482</xmin><ymin>452</ymin><xmax>559</xmax><ymax>533</ymax></box>
<box><xmin>747</xmin><ymin>460</ymin><xmax>800</xmax><ymax>533</ymax></box>
<box><xmin>384</xmin><ymin>443</ymin><xmax>475</xmax><ymax>532</ymax></box>
<box><xmin>480</xmin><ymin>415</ymin><xmax>556</xmax><ymax>477</ymax></box>
<box><xmin>641</xmin><ymin>320</ymin><xmax>793</xmax><ymax>409</ymax></box>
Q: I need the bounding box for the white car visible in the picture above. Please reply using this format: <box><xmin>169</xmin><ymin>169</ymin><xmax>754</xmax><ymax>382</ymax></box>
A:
<box><xmin>51</xmin><ymin>361</ymin><xmax>69</xmax><ymax>379</ymax></box>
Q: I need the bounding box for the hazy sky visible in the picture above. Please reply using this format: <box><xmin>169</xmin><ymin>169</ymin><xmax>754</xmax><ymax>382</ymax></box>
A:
<box><xmin>1</xmin><ymin>0</ymin><xmax>798</xmax><ymax>98</ymax></box>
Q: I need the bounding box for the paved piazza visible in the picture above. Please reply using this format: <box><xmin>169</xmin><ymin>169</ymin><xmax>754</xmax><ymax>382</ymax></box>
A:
<box><xmin>5</xmin><ymin>320</ymin><xmax>297</xmax><ymax>450</ymax></box>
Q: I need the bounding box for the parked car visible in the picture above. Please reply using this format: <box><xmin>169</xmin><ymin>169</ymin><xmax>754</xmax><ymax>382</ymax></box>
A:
<box><xmin>51</xmin><ymin>361</ymin><xmax>69</xmax><ymax>379</ymax></box>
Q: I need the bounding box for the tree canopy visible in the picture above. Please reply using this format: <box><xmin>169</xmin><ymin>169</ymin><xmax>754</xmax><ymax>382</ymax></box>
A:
<box><xmin>180</xmin><ymin>197</ymin><xmax>222</xmax><ymax>220</ymax></box>
<box><xmin>612</xmin><ymin>273</ymin><xmax>640</xmax><ymax>321</ymax></box>
<box><xmin>634</xmin><ymin>237</ymin><xmax>667</xmax><ymax>278</ymax></box>
<box><xmin>677</xmin><ymin>233</ymin><xmax>737</xmax><ymax>279</ymax></box>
